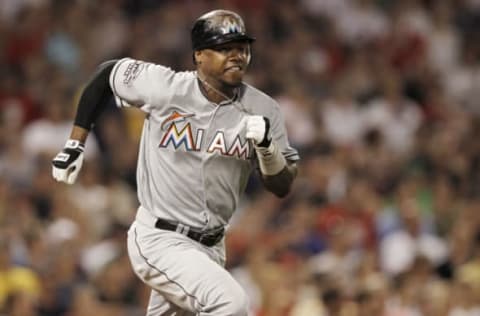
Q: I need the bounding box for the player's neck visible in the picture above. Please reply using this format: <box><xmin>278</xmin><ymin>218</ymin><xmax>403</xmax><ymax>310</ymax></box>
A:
<box><xmin>197</xmin><ymin>75</ymin><xmax>237</xmax><ymax>104</ymax></box>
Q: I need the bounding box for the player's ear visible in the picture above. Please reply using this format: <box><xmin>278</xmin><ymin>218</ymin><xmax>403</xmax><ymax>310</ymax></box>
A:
<box><xmin>246</xmin><ymin>44</ymin><xmax>251</xmax><ymax>66</ymax></box>
<box><xmin>194</xmin><ymin>50</ymin><xmax>203</xmax><ymax>65</ymax></box>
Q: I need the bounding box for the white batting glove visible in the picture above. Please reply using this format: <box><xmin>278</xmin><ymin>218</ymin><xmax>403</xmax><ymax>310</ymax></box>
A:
<box><xmin>245</xmin><ymin>115</ymin><xmax>286</xmax><ymax>175</ymax></box>
<box><xmin>245</xmin><ymin>115</ymin><xmax>271</xmax><ymax>148</ymax></box>
<box><xmin>52</xmin><ymin>139</ymin><xmax>85</xmax><ymax>184</ymax></box>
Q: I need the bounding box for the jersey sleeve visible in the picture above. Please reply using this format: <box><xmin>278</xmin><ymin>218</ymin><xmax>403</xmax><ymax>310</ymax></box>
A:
<box><xmin>109</xmin><ymin>58</ymin><xmax>174</xmax><ymax>109</ymax></box>
<box><xmin>269</xmin><ymin>102</ymin><xmax>300</xmax><ymax>162</ymax></box>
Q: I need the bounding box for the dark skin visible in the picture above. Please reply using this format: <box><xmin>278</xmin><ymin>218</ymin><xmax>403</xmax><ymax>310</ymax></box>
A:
<box><xmin>194</xmin><ymin>42</ymin><xmax>249</xmax><ymax>102</ymax></box>
<box><xmin>195</xmin><ymin>41</ymin><xmax>298</xmax><ymax>198</ymax></box>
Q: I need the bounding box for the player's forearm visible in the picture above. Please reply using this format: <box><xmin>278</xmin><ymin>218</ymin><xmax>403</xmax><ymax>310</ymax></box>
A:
<box><xmin>253</xmin><ymin>138</ymin><xmax>297</xmax><ymax>197</ymax></box>
<box><xmin>69</xmin><ymin>125</ymin><xmax>90</xmax><ymax>143</ymax></box>
<box><xmin>262</xmin><ymin>163</ymin><xmax>297</xmax><ymax>198</ymax></box>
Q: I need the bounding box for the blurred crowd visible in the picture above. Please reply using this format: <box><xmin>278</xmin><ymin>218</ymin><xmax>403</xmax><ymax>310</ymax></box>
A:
<box><xmin>1</xmin><ymin>0</ymin><xmax>480</xmax><ymax>315</ymax></box>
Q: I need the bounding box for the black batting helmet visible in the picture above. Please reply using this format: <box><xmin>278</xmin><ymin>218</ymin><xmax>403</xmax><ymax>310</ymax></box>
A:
<box><xmin>191</xmin><ymin>10</ymin><xmax>255</xmax><ymax>51</ymax></box>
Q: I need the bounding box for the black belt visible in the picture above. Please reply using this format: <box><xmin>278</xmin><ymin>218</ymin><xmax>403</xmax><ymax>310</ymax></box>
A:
<box><xmin>154</xmin><ymin>218</ymin><xmax>225</xmax><ymax>247</ymax></box>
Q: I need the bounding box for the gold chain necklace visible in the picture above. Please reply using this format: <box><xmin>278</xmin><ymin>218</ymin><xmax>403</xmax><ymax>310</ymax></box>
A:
<box><xmin>196</xmin><ymin>73</ymin><xmax>252</xmax><ymax>114</ymax></box>
<box><xmin>197</xmin><ymin>75</ymin><xmax>238</xmax><ymax>104</ymax></box>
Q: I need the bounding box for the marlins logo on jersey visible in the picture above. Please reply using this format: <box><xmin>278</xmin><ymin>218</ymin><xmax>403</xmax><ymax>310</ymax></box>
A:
<box><xmin>159</xmin><ymin>111</ymin><xmax>252</xmax><ymax>160</ymax></box>
<box><xmin>161</xmin><ymin>111</ymin><xmax>195</xmax><ymax>130</ymax></box>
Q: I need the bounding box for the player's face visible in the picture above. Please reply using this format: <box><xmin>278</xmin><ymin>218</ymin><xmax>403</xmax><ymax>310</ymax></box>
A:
<box><xmin>195</xmin><ymin>41</ymin><xmax>250</xmax><ymax>87</ymax></box>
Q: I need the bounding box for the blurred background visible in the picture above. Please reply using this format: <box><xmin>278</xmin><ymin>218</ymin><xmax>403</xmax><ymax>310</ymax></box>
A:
<box><xmin>1</xmin><ymin>0</ymin><xmax>480</xmax><ymax>315</ymax></box>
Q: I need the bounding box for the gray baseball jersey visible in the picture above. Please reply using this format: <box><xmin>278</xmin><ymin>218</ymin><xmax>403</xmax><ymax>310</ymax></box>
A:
<box><xmin>109</xmin><ymin>58</ymin><xmax>299</xmax><ymax>230</ymax></box>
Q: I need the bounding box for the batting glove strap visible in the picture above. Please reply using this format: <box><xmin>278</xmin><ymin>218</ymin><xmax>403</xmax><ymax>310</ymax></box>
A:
<box><xmin>257</xmin><ymin>117</ymin><xmax>271</xmax><ymax>148</ymax></box>
<box><xmin>255</xmin><ymin>141</ymin><xmax>287</xmax><ymax>176</ymax></box>
<box><xmin>65</xmin><ymin>139</ymin><xmax>85</xmax><ymax>151</ymax></box>
<box><xmin>52</xmin><ymin>139</ymin><xmax>85</xmax><ymax>184</ymax></box>
<box><xmin>245</xmin><ymin>116</ymin><xmax>271</xmax><ymax>148</ymax></box>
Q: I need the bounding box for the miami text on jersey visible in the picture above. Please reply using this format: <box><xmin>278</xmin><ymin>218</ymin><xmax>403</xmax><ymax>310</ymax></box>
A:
<box><xmin>159</xmin><ymin>122</ymin><xmax>251</xmax><ymax>160</ymax></box>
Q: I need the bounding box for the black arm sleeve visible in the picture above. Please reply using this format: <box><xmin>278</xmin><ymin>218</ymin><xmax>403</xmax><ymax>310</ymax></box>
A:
<box><xmin>74</xmin><ymin>60</ymin><xmax>117</xmax><ymax>130</ymax></box>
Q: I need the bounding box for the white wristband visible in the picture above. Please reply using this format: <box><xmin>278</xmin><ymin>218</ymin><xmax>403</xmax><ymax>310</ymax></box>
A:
<box><xmin>255</xmin><ymin>142</ymin><xmax>287</xmax><ymax>175</ymax></box>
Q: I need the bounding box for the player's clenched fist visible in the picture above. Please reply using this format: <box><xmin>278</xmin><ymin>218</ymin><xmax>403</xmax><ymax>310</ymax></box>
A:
<box><xmin>245</xmin><ymin>115</ymin><xmax>286</xmax><ymax>175</ymax></box>
<box><xmin>51</xmin><ymin>139</ymin><xmax>85</xmax><ymax>184</ymax></box>
<box><xmin>245</xmin><ymin>115</ymin><xmax>271</xmax><ymax>148</ymax></box>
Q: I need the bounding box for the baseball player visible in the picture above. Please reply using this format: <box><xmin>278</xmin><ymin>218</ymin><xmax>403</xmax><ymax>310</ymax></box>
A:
<box><xmin>52</xmin><ymin>9</ymin><xmax>299</xmax><ymax>316</ymax></box>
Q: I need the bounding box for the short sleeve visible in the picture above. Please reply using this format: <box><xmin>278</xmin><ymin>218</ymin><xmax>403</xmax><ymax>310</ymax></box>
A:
<box><xmin>109</xmin><ymin>58</ymin><xmax>175</xmax><ymax>109</ymax></box>
<box><xmin>269</xmin><ymin>102</ymin><xmax>300</xmax><ymax>162</ymax></box>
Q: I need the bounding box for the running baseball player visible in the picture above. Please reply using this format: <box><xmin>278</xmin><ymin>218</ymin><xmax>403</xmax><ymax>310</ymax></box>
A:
<box><xmin>52</xmin><ymin>9</ymin><xmax>299</xmax><ymax>316</ymax></box>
